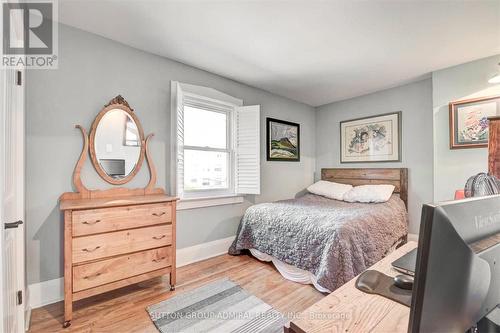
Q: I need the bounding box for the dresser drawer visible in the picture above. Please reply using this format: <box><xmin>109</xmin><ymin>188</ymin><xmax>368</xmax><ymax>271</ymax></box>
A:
<box><xmin>73</xmin><ymin>224</ymin><xmax>172</xmax><ymax>264</ymax></box>
<box><xmin>72</xmin><ymin>203</ymin><xmax>172</xmax><ymax>237</ymax></box>
<box><xmin>73</xmin><ymin>246</ymin><xmax>171</xmax><ymax>292</ymax></box>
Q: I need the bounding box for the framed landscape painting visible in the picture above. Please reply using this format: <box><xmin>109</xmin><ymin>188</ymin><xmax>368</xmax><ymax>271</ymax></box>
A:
<box><xmin>449</xmin><ymin>95</ymin><xmax>500</xmax><ymax>149</ymax></box>
<box><xmin>340</xmin><ymin>112</ymin><xmax>401</xmax><ymax>163</ymax></box>
<box><xmin>266</xmin><ymin>118</ymin><xmax>300</xmax><ymax>161</ymax></box>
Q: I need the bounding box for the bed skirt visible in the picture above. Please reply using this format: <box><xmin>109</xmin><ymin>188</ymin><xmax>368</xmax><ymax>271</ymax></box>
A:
<box><xmin>249</xmin><ymin>249</ymin><xmax>331</xmax><ymax>293</ymax></box>
<box><xmin>249</xmin><ymin>232</ymin><xmax>407</xmax><ymax>294</ymax></box>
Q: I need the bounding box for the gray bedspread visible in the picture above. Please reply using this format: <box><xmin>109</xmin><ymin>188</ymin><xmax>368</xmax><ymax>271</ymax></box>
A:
<box><xmin>228</xmin><ymin>193</ymin><xmax>408</xmax><ymax>292</ymax></box>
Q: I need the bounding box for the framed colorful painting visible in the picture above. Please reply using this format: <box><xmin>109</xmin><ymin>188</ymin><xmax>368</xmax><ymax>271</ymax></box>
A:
<box><xmin>449</xmin><ymin>95</ymin><xmax>500</xmax><ymax>149</ymax></box>
<box><xmin>340</xmin><ymin>112</ymin><xmax>401</xmax><ymax>163</ymax></box>
<box><xmin>266</xmin><ymin>118</ymin><xmax>300</xmax><ymax>161</ymax></box>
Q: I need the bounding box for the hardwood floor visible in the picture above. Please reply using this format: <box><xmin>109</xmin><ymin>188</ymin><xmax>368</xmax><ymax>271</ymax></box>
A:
<box><xmin>29</xmin><ymin>253</ymin><xmax>325</xmax><ymax>332</ymax></box>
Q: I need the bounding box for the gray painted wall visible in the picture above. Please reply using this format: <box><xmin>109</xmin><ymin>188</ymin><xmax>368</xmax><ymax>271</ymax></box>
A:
<box><xmin>315</xmin><ymin>79</ymin><xmax>434</xmax><ymax>234</ymax></box>
<box><xmin>26</xmin><ymin>24</ymin><xmax>316</xmax><ymax>285</ymax></box>
<box><xmin>27</xmin><ymin>24</ymin><xmax>497</xmax><ymax>287</ymax></box>
<box><xmin>433</xmin><ymin>55</ymin><xmax>500</xmax><ymax>202</ymax></box>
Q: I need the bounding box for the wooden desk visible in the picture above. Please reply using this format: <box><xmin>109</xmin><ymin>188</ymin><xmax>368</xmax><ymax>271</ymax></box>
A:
<box><xmin>289</xmin><ymin>242</ymin><xmax>417</xmax><ymax>333</ymax></box>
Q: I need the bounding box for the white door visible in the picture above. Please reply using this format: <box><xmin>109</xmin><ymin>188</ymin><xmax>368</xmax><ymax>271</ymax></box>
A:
<box><xmin>0</xmin><ymin>67</ymin><xmax>26</xmax><ymax>333</ymax></box>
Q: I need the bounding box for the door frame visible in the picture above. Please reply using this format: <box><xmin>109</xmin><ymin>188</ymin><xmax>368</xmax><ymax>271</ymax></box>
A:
<box><xmin>14</xmin><ymin>67</ymin><xmax>26</xmax><ymax>333</ymax></box>
<box><xmin>0</xmin><ymin>69</ymin><xmax>26</xmax><ymax>333</ymax></box>
<box><xmin>0</xmin><ymin>3</ymin><xmax>26</xmax><ymax>330</ymax></box>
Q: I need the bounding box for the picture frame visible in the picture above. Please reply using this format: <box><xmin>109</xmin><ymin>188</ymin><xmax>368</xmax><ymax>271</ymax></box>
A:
<box><xmin>340</xmin><ymin>111</ymin><xmax>402</xmax><ymax>163</ymax></box>
<box><xmin>449</xmin><ymin>95</ymin><xmax>500</xmax><ymax>149</ymax></box>
<box><xmin>266</xmin><ymin>117</ymin><xmax>300</xmax><ymax>161</ymax></box>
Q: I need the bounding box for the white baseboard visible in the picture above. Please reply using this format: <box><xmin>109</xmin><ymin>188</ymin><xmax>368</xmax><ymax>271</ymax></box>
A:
<box><xmin>408</xmin><ymin>233</ymin><xmax>419</xmax><ymax>242</ymax></box>
<box><xmin>176</xmin><ymin>236</ymin><xmax>234</xmax><ymax>267</ymax></box>
<box><xmin>27</xmin><ymin>236</ymin><xmax>235</xmax><ymax>309</ymax></box>
<box><xmin>28</xmin><ymin>277</ymin><xmax>64</xmax><ymax>310</ymax></box>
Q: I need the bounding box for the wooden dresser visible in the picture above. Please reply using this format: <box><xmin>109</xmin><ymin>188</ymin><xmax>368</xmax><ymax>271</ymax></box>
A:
<box><xmin>59</xmin><ymin>95</ymin><xmax>178</xmax><ymax>328</ymax></box>
<box><xmin>60</xmin><ymin>194</ymin><xmax>177</xmax><ymax>325</ymax></box>
<box><xmin>489</xmin><ymin>116</ymin><xmax>500</xmax><ymax>178</ymax></box>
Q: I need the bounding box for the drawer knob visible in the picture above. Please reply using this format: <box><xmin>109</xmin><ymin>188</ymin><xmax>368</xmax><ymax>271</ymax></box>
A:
<box><xmin>82</xmin><ymin>246</ymin><xmax>101</xmax><ymax>252</ymax></box>
<box><xmin>152</xmin><ymin>235</ymin><xmax>166</xmax><ymax>240</ymax></box>
<box><xmin>82</xmin><ymin>219</ymin><xmax>101</xmax><ymax>225</ymax></box>
<box><xmin>83</xmin><ymin>272</ymin><xmax>102</xmax><ymax>280</ymax></box>
<box><xmin>152</xmin><ymin>212</ymin><xmax>166</xmax><ymax>217</ymax></box>
<box><xmin>152</xmin><ymin>257</ymin><xmax>166</xmax><ymax>263</ymax></box>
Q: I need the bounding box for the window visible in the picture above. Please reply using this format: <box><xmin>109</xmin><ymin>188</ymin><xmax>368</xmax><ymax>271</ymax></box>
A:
<box><xmin>184</xmin><ymin>105</ymin><xmax>230</xmax><ymax>192</ymax></box>
<box><xmin>172</xmin><ymin>82</ymin><xmax>260</xmax><ymax>205</ymax></box>
<box><xmin>124</xmin><ymin>118</ymin><xmax>140</xmax><ymax>146</ymax></box>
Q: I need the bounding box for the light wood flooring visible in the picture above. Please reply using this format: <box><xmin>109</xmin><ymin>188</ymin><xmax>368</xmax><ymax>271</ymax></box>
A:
<box><xmin>29</xmin><ymin>253</ymin><xmax>325</xmax><ymax>332</ymax></box>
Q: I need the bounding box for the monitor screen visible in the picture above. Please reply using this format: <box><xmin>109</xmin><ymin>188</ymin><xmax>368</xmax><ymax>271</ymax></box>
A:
<box><xmin>99</xmin><ymin>159</ymin><xmax>126</xmax><ymax>177</ymax></box>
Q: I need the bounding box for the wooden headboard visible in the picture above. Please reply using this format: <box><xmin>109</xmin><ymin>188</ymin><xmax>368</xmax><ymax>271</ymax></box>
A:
<box><xmin>321</xmin><ymin>168</ymin><xmax>408</xmax><ymax>208</ymax></box>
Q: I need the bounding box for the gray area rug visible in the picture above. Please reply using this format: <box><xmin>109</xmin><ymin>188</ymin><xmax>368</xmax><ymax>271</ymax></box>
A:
<box><xmin>146</xmin><ymin>279</ymin><xmax>285</xmax><ymax>333</ymax></box>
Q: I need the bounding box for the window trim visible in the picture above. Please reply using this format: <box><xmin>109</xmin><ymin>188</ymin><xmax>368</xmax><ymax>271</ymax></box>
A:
<box><xmin>182</xmin><ymin>97</ymin><xmax>234</xmax><ymax>198</ymax></box>
<box><xmin>176</xmin><ymin>194</ymin><xmax>245</xmax><ymax>211</ymax></box>
<box><xmin>171</xmin><ymin>82</ymin><xmax>242</xmax><ymax>202</ymax></box>
<box><xmin>171</xmin><ymin>81</ymin><xmax>260</xmax><ymax>208</ymax></box>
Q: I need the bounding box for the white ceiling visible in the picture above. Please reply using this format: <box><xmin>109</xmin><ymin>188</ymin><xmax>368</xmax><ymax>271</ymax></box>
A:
<box><xmin>58</xmin><ymin>0</ymin><xmax>500</xmax><ymax>106</ymax></box>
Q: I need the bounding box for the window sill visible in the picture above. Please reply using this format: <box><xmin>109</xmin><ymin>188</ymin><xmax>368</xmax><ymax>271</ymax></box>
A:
<box><xmin>177</xmin><ymin>195</ymin><xmax>245</xmax><ymax>210</ymax></box>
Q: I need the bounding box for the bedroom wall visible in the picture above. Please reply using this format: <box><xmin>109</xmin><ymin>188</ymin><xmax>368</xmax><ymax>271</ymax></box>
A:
<box><xmin>315</xmin><ymin>79</ymin><xmax>434</xmax><ymax>234</ymax></box>
<box><xmin>432</xmin><ymin>55</ymin><xmax>500</xmax><ymax>202</ymax></box>
<box><xmin>26</xmin><ymin>24</ymin><xmax>316</xmax><ymax>286</ymax></box>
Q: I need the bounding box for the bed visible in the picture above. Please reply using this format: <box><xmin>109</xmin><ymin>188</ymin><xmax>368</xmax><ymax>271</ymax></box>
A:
<box><xmin>228</xmin><ymin>168</ymin><xmax>409</xmax><ymax>293</ymax></box>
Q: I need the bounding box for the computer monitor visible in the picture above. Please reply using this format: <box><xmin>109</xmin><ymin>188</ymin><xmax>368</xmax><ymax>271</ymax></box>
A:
<box><xmin>409</xmin><ymin>195</ymin><xmax>500</xmax><ymax>332</ymax></box>
<box><xmin>99</xmin><ymin>159</ymin><xmax>126</xmax><ymax>177</ymax></box>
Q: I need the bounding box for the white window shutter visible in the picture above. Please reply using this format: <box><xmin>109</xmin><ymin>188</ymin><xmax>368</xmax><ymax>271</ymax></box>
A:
<box><xmin>235</xmin><ymin>105</ymin><xmax>260</xmax><ymax>195</ymax></box>
<box><xmin>175</xmin><ymin>82</ymin><xmax>184</xmax><ymax>197</ymax></box>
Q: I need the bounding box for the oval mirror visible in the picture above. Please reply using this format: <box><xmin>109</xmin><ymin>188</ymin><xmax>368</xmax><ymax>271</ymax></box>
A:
<box><xmin>89</xmin><ymin>97</ymin><xmax>145</xmax><ymax>185</ymax></box>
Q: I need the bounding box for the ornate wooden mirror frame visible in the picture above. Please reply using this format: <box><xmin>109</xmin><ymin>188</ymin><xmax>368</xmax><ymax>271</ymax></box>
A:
<box><xmin>89</xmin><ymin>95</ymin><xmax>146</xmax><ymax>185</ymax></box>
<box><xmin>61</xmin><ymin>95</ymin><xmax>164</xmax><ymax>200</ymax></box>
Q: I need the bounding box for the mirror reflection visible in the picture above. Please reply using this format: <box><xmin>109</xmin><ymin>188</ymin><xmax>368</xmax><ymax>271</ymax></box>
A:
<box><xmin>94</xmin><ymin>109</ymin><xmax>141</xmax><ymax>180</ymax></box>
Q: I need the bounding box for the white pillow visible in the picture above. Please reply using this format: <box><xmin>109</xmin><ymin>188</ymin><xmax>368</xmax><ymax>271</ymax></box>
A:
<box><xmin>343</xmin><ymin>184</ymin><xmax>395</xmax><ymax>203</ymax></box>
<box><xmin>307</xmin><ymin>181</ymin><xmax>353</xmax><ymax>201</ymax></box>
